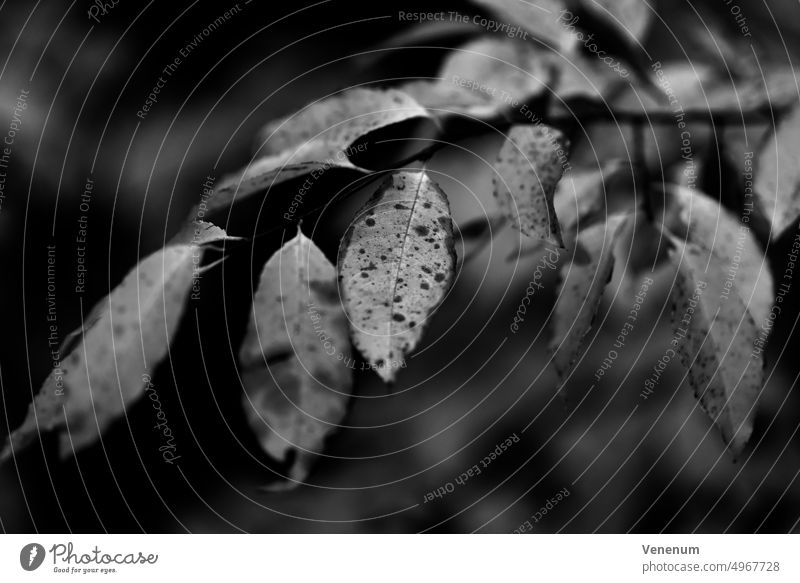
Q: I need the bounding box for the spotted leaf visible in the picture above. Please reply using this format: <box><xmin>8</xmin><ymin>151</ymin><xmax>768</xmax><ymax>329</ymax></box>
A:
<box><xmin>1</xmin><ymin>222</ymin><xmax>232</xmax><ymax>461</ymax></box>
<box><xmin>494</xmin><ymin>124</ymin><xmax>570</xmax><ymax>245</ymax></box>
<box><xmin>667</xmin><ymin>235</ymin><xmax>763</xmax><ymax>454</ymax></box>
<box><xmin>661</xmin><ymin>183</ymin><xmax>773</xmax><ymax>325</ymax></box>
<box><xmin>338</xmin><ymin>170</ymin><xmax>456</xmax><ymax>383</ymax></box>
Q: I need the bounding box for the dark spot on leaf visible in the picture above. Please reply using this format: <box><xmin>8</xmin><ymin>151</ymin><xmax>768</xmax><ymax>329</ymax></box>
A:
<box><xmin>434</xmin><ymin>273</ymin><xmax>446</xmax><ymax>282</ymax></box>
<box><xmin>365</xmin><ymin>218</ymin><xmax>376</xmax><ymax>227</ymax></box>
<box><xmin>414</xmin><ymin>225</ymin><xmax>429</xmax><ymax>236</ymax></box>
<box><xmin>309</xmin><ymin>280</ymin><xmax>339</xmax><ymax>303</ymax></box>
<box><xmin>361</xmin><ymin>272</ymin><xmax>369</xmax><ymax>278</ymax></box>
<box><xmin>395</xmin><ymin>203</ymin><xmax>409</xmax><ymax>210</ymax></box>
<box><xmin>420</xmin><ymin>282</ymin><xmax>430</xmax><ymax>290</ymax></box>
<box><xmin>393</xmin><ymin>295</ymin><xmax>402</xmax><ymax>302</ymax></box>
<box><xmin>421</xmin><ymin>266</ymin><xmax>432</xmax><ymax>274</ymax></box>
<box><xmin>393</xmin><ymin>313</ymin><xmax>406</xmax><ymax>322</ymax></box>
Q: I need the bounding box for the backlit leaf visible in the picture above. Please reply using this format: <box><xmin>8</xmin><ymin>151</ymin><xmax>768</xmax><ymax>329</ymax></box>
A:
<box><xmin>550</xmin><ymin>213</ymin><xmax>629</xmax><ymax>379</ymax></box>
<box><xmin>494</xmin><ymin>124</ymin><xmax>570</xmax><ymax>245</ymax></box>
<box><xmin>338</xmin><ymin>170</ymin><xmax>456</xmax><ymax>383</ymax></box>
<box><xmin>239</xmin><ymin>230</ymin><xmax>352</xmax><ymax>488</ymax></box>
<box><xmin>667</xmin><ymin>235</ymin><xmax>763</xmax><ymax>454</ymax></box>
<box><xmin>209</xmin><ymin>88</ymin><xmax>431</xmax><ymax>213</ymax></box>
<box><xmin>471</xmin><ymin>0</ymin><xmax>573</xmax><ymax>51</ymax></box>
<box><xmin>755</xmin><ymin>104</ymin><xmax>800</xmax><ymax>239</ymax></box>
<box><xmin>1</xmin><ymin>222</ymin><xmax>232</xmax><ymax>461</ymax></box>
<box><xmin>661</xmin><ymin>183</ymin><xmax>773</xmax><ymax>325</ymax></box>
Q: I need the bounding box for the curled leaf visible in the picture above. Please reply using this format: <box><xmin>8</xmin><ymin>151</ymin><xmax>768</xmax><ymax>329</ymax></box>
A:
<box><xmin>494</xmin><ymin>124</ymin><xmax>570</xmax><ymax>245</ymax></box>
<box><xmin>210</xmin><ymin>88</ymin><xmax>431</xmax><ymax>212</ymax></box>
<box><xmin>338</xmin><ymin>171</ymin><xmax>456</xmax><ymax>383</ymax></box>
<box><xmin>2</xmin><ymin>223</ymin><xmax>232</xmax><ymax>461</ymax></box>
<box><xmin>239</xmin><ymin>230</ymin><xmax>353</xmax><ymax>488</ymax></box>
<box><xmin>550</xmin><ymin>213</ymin><xmax>629</xmax><ymax>379</ymax></box>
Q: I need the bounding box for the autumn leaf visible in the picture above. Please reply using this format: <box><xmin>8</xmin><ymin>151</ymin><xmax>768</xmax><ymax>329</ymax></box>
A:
<box><xmin>667</xmin><ymin>235</ymin><xmax>763</xmax><ymax>454</ymax></box>
<box><xmin>338</xmin><ymin>170</ymin><xmax>456</xmax><ymax>383</ymax></box>
<box><xmin>550</xmin><ymin>213</ymin><xmax>629</xmax><ymax>379</ymax></box>
<box><xmin>209</xmin><ymin>88</ymin><xmax>432</xmax><ymax>213</ymax></box>
<box><xmin>494</xmin><ymin>124</ymin><xmax>570</xmax><ymax>245</ymax></box>
<box><xmin>1</xmin><ymin>222</ymin><xmax>233</xmax><ymax>462</ymax></box>
<box><xmin>660</xmin><ymin>183</ymin><xmax>773</xmax><ymax>325</ymax></box>
<box><xmin>239</xmin><ymin>230</ymin><xmax>352</xmax><ymax>489</ymax></box>
<box><xmin>755</xmin><ymin>104</ymin><xmax>800</xmax><ymax>239</ymax></box>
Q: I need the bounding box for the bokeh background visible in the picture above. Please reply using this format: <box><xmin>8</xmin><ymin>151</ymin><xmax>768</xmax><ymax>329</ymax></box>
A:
<box><xmin>1</xmin><ymin>0</ymin><xmax>800</xmax><ymax>533</ymax></box>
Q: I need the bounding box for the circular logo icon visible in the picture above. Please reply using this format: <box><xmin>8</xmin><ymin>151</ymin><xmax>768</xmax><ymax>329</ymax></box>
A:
<box><xmin>20</xmin><ymin>543</ymin><xmax>46</xmax><ymax>571</ymax></box>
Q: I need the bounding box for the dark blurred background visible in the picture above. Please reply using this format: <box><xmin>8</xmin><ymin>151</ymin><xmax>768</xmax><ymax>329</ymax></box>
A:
<box><xmin>1</xmin><ymin>0</ymin><xmax>799</xmax><ymax>533</ymax></box>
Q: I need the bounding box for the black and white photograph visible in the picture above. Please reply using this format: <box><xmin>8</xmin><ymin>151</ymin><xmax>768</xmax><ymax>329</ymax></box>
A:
<box><xmin>0</xmin><ymin>0</ymin><xmax>798</xmax><ymax>578</ymax></box>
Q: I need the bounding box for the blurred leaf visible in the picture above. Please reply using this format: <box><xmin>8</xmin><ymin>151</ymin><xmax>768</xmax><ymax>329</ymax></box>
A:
<box><xmin>471</xmin><ymin>0</ymin><xmax>573</xmax><ymax>50</ymax></box>
<box><xmin>755</xmin><ymin>104</ymin><xmax>800</xmax><ymax>239</ymax></box>
<box><xmin>239</xmin><ymin>230</ymin><xmax>352</xmax><ymax>489</ymax></box>
<box><xmin>209</xmin><ymin>88</ymin><xmax>432</xmax><ymax>213</ymax></box>
<box><xmin>338</xmin><ymin>171</ymin><xmax>456</xmax><ymax>383</ymax></box>
<box><xmin>580</xmin><ymin>0</ymin><xmax>652</xmax><ymax>44</ymax></box>
<box><xmin>550</xmin><ymin>213</ymin><xmax>629</xmax><ymax>379</ymax></box>
<box><xmin>494</xmin><ymin>124</ymin><xmax>570</xmax><ymax>245</ymax></box>
<box><xmin>660</xmin><ymin>184</ymin><xmax>773</xmax><ymax>325</ymax></box>
<box><xmin>1</xmin><ymin>223</ymin><xmax>233</xmax><ymax>461</ymax></box>
<box><xmin>666</xmin><ymin>235</ymin><xmax>763</xmax><ymax>455</ymax></box>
